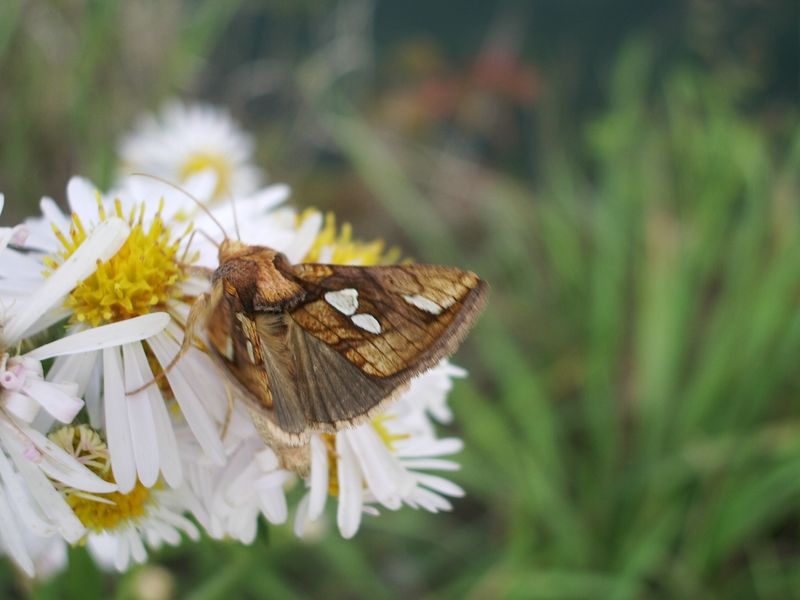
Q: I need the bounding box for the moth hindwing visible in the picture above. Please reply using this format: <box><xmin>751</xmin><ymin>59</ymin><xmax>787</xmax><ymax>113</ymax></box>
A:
<box><xmin>198</xmin><ymin>239</ymin><xmax>487</xmax><ymax>448</ymax></box>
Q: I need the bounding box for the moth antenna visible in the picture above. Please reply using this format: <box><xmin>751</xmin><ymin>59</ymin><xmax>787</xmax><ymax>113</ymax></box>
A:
<box><xmin>180</xmin><ymin>228</ymin><xmax>221</xmax><ymax>263</ymax></box>
<box><xmin>221</xmin><ymin>185</ymin><xmax>242</xmax><ymax>241</ymax></box>
<box><xmin>130</xmin><ymin>173</ymin><xmax>229</xmax><ymax>240</ymax></box>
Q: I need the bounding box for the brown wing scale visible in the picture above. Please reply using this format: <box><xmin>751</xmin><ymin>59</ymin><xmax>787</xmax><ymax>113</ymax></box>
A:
<box><xmin>290</xmin><ymin>263</ymin><xmax>487</xmax><ymax>379</ymax></box>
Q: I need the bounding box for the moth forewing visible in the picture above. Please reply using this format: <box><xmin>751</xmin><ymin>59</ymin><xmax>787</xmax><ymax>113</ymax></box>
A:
<box><xmin>193</xmin><ymin>240</ymin><xmax>487</xmax><ymax>474</ymax></box>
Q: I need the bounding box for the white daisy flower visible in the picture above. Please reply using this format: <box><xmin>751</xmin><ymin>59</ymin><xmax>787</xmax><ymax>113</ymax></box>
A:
<box><xmin>0</xmin><ymin>223</ymin><xmax>175</xmax><ymax>575</ymax></box>
<box><xmin>185</xmin><ymin>435</ymin><xmax>292</xmax><ymax>544</ymax></box>
<box><xmin>48</xmin><ymin>425</ymin><xmax>201</xmax><ymax>573</ymax></box>
<box><xmin>11</xmin><ymin>176</ymin><xmax>319</xmax><ymax>498</ymax></box>
<box><xmin>6</xmin><ymin>180</ymin><xmax>226</xmax><ymax>492</ymax></box>
<box><xmin>293</xmin><ymin>362</ymin><xmax>466</xmax><ymax>539</ymax></box>
<box><xmin>117</xmin><ymin>101</ymin><xmax>263</xmax><ymax>201</ymax></box>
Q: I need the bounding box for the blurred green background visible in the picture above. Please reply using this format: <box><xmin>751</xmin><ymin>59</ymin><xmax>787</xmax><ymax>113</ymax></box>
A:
<box><xmin>1</xmin><ymin>1</ymin><xmax>799</xmax><ymax>598</ymax></box>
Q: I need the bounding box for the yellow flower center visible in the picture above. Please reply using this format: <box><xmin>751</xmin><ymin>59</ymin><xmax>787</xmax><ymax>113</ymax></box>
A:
<box><xmin>45</xmin><ymin>198</ymin><xmax>191</xmax><ymax>327</ymax></box>
<box><xmin>179</xmin><ymin>152</ymin><xmax>232</xmax><ymax>200</ymax></box>
<box><xmin>301</xmin><ymin>210</ymin><xmax>399</xmax><ymax>266</ymax></box>
<box><xmin>49</xmin><ymin>425</ymin><xmax>153</xmax><ymax>533</ymax></box>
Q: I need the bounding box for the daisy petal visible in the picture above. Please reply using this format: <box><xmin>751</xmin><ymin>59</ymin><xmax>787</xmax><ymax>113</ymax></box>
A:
<box><xmin>26</xmin><ymin>313</ymin><xmax>170</xmax><ymax>361</ymax></box>
<box><xmin>336</xmin><ymin>436</ymin><xmax>363</xmax><ymax>539</ymax></box>
<box><xmin>2</xmin><ymin>217</ymin><xmax>130</xmax><ymax>344</ymax></box>
<box><xmin>308</xmin><ymin>435</ymin><xmax>328</xmax><ymax>522</ymax></box>
<box><xmin>104</xmin><ymin>347</ymin><xmax>136</xmax><ymax>493</ymax></box>
<box><xmin>0</xmin><ymin>487</ymin><xmax>35</xmax><ymax>576</ymax></box>
<box><xmin>121</xmin><ymin>343</ymin><xmax>160</xmax><ymax>488</ymax></box>
<box><xmin>125</xmin><ymin>339</ymin><xmax>182</xmax><ymax>487</ymax></box>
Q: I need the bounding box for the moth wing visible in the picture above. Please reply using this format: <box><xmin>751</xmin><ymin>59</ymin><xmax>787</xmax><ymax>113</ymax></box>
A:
<box><xmin>204</xmin><ymin>280</ymin><xmax>308</xmax><ymax>442</ymax></box>
<box><xmin>205</xmin><ymin>263</ymin><xmax>487</xmax><ymax>444</ymax></box>
<box><xmin>289</xmin><ymin>263</ymin><xmax>487</xmax><ymax>380</ymax></box>
<box><xmin>268</xmin><ymin>317</ymin><xmax>403</xmax><ymax>432</ymax></box>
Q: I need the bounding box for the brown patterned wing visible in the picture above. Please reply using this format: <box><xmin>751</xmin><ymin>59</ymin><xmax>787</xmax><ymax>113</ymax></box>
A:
<box><xmin>204</xmin><ymin>279</ymin><xmax>308</xmax><ymax>441</ymax></box>
<box><xmin>205</xmin><ymin>263</ymin><xmax>486</xmax><ymax>443</ymax></box>
<box><xmin>289</xmin><ymin>263</ymin><xmax>488</xmax><ymax>381</ymax></box>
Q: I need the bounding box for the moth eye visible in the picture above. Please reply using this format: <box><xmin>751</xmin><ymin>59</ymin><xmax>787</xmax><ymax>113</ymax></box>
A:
<box><xmin>403</xmin><ymin>293</ymin><xmax>444</xmax><ymax>315</ymax></box>
<box><xmin>351</xmin><ymin>313</ymin><xmax>381</xmax><ymax>334</ymax></box>
<box><xmin>324</xmin><ymin>288</ymin><xmax>359</xmax><ymax>316</ymax></box>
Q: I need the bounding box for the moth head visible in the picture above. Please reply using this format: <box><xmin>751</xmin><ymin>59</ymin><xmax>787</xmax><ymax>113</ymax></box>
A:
<box><xmin>218</xmin><ymin>239</ymin><xmax>252</xmax><ymax>264</ymax></box>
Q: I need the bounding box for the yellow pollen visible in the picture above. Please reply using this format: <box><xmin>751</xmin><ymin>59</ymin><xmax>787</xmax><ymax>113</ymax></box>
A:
<box><xmin>46</xmin><ymin>198</ymin><xmax>189</xmax><ymax>327</ymax></box>
<box><xmin>321</xmin><ymin>417</ymin><xmax>409</xmax><ymax>498</ymax></box>
<box><xmin>179</xmin><ymin>153</ymin><xmax>232</xmax><ymax>200</ymax></box>
<box><xmin>301</xmin><ymin>210</ymin><xmax>400</xmax><ymax>266</ymax></box>
<box><xmin>49</xmin><ymin>425</ymin><xmax>153</xmax><ymax>533</ymax></box>
<box><xmin>372</xmin><ymin>415</ymin><xmax>410</xmax><ymax>452</ymax></box>
<box><xmin>321</xmin><ymin>434</ymin><xmax>339</xmax><ymax>497</ymax></box>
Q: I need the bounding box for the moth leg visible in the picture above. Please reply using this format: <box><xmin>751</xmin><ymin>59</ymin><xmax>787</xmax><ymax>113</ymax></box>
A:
<box><xmin>127</xmin><ymin>293</ymin><xmax>209</xmax><ymax>395</ymax></box>
<box><xmin>220</xmin><ymin>383</ymin><xmax>235</xmax><ymax>440</ymax></box>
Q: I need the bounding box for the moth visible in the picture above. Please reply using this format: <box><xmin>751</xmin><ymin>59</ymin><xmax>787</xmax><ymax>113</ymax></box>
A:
<box><xmin>149</xmin><ymin>211</ymin><xmax>486</xmax><ymax>474</ymax></box>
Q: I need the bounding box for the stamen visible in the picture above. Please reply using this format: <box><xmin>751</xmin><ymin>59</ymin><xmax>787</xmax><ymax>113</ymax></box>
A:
<box><xmin>49</xmin><ymin>425</ymin><xmax>154</xmax><ymax>532</ymax></box>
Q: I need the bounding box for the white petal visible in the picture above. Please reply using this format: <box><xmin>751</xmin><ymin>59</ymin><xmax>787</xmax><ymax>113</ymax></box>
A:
<box><xmin>293</xmin><ymin>494</ymin><xmax>310</xmax><ymax>538</ymax></box>
<box><xmin>86</xmin><ymin>533</ymin><xmax>118</xmax><ymax>572</ymax></box>
<box><xmin>255</xmin><ymin>470</ymin><xmax>291</xmax><ymax>490</ymax></box>
<box><xmin>146</xmin><ymin>332</ymin><xmax>225</xmax><ymax>465</ymax></box>
<box><xmin>125</xmin><ymin>341</ymin><xmax>181</xmax><ymax>487</ymax></box>
<box><xmin>85</xmin><ymin>359</ymin><xmax>103</xmax><ymax>428</ymax></box>
<box><xmin>0</xmin><ymin>487</ymin><xmax>35</xmax><ymax>576</ymax></box>
<box><xmin>127</xmin><ymin>527</ymin><xmax>147</xmax><ymax>564</ymax></box>
<box><xmin>46</xmin><ymin>351</ymin><xmax>97</xmax><ymax>397</ymax></box>
<box><xmin>3</xmin><ymin>391</ymin><xmax>41</xmax><ymax>423</ymax></box>
<box><xmin>394</xmin><ymin>437</ymin><xmax>464</xmax><ymax>458</ymax></box>
<box><xmin>308</xmin><ymin>435</ymin><xmax>328</xmax><ymax>522</ymax></box>
<box><xmin>0</xmin><ymin>247</ymin><xmax>42</xmax><ymax>279</ymax></box>
<box><xmin>122</xmin><ymin>343</ymin><xmax>160</xmax><ymax>488</ymax></box>
<box><xmin>4</xmin><ymin>440</ymin><xmax>86</xmax><ymax>543</ymax></box>
<box><xmin>39</xmin><ymin>197</ymin><xmax>70</xmax><ymax>236</ymax></box>
<box><xmin>114</xmin><ymin>533</ymin><xmax>131</xmax><ymax>571</ymax></box>
<box><xmin>0</xmin><ymin>225</ymin><xmax>24</xmax><ymax>255</ymax></box>
<box><xmin>104</xmin><ymin>347</ymin><xmax>137</xmax><ymax>493</ymax></box>
<box><xmin>414</xmin><ymin>473</ymin><xmax>465</xmax><ymax>497</ymax></box>
<box><xmin>399</xmin><ymin>458</ymin><xmax>460</xmax><ymax>472</ymax></box>
<box><xmin>22</xmin><ymin>379</ymin><xmax>83</xmax><ymax>423</ymax></box>
<box><xmin>243</xmin><ymin>184</ymin><xmax>290</xmax><ymax>212</ymax></box>
<box><xmin>66</xmin><ymin>176</ymin><xmax>102</xmax><ymax>221</ymax></box>
<box><xmin>9</xmin><ymin>421</ymin><xmax>116</xmax><ymax>494</ymax></box>
<box><xmin>0</xmin><ymin>447</ymin><xmax>52</xmax><ymax>537</ymax></box>
<box><xmin>257</xmin><ymin>488</ymin><xmax>288</xmax><ymax>524</ymax></box>
<box><xmin>283</xmin><ymin>211</ymin><xmax>322</xmax><ymax>263</ymax></box>
<box><xmin>346</xmin><ymin>428</ymin><xmax>404</xmax><ymax>510</ymax></box>
<box><xmin>149</xmin><ymin>388</ymin><xmax>183</xmax><ymax>488</ymax></box>
<box><xmin>336</xmin><ymin>436</ymin><xmax>363</xmax><ymax>539</ymax></box>
<box><xmin>26</xmin><ymin>313</ymin><xmax>171</xmax><ymax>360</ymax></box>
<box><xmin>1</xmin><ymin>217</ymin><xmax>130</xmax><ymax>344</ymax></box>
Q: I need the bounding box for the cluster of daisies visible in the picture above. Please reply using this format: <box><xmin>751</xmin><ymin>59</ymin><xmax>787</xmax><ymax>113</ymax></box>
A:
<box><xmin>0</xmin><ymin>103</ymin><xmax>466</xmax><ymax>577</ymax></box>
